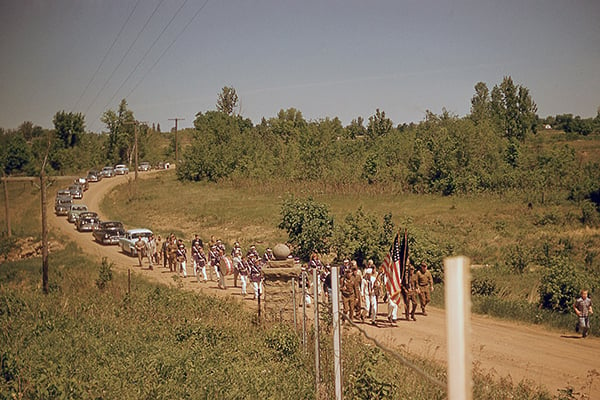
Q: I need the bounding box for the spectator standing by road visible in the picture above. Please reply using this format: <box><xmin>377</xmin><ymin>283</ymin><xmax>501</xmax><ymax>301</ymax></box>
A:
<box><xmin>135</xmin><ymin>236</ymin><xmax>146</xmax><ymax>267</ymax></box>
<box><xmin>146</xmin><ymin>234</ymin><xmax>156</xmax><ymax>270</ymax></box>
<box><xmin>574</xmin><ymin>289</ymin><xmax>593</xmax><ymax>338</ymax></box>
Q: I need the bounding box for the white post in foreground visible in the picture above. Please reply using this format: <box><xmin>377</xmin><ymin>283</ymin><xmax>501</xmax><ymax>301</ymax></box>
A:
<box><xmin>331</xmin><ymin>266</ymin><xmax>343</xmax><ymax>400</ymax></box>
<box><xmin>444</xmin><ymin>256</ymin><xmax>472</xmax><ymax>400</ymax></box>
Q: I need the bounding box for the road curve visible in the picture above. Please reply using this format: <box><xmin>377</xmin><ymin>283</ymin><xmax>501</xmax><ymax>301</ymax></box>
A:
<box><xmin>49</xmin><ymin>173</ymin><xmax>600</xmax><ymax>396</ymax></box>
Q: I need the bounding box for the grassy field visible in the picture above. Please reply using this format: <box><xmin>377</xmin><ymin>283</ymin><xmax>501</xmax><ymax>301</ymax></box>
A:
<box><xmin>0</xmin><ymin>171</ymin><xmax>574</xmax><ymax>398</ymax></box>
<box><xmin>1</xmin><ymin>244</ymin><xmax>555</xmax><ymax>399</ymax></box>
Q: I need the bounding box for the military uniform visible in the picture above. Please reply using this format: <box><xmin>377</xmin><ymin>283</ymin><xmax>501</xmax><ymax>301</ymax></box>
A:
<box><xmin>401</xmin><ymin>265</ymin><xmax>418</xmax><ymax>321</ymax></box>
<box><xmin>341</xmin><ymin>270</ymin><xmax>355</xmax><ymax>321</ymax></box>
<box><xmin>415</xmin><ymin>264</ymin><xmax>434</xmax><ymax>315</ymax></box>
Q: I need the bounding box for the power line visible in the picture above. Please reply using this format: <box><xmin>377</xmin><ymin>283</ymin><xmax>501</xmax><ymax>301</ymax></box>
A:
<box><xmin>99</xmin><ymin>0</ymin><xmax>191</xmax><ymax>115</ymax></box>
<box><xmin>71</xmin><ymin>0</ymin><xmax>143</xmax><ymax>113</ymax></box>
<box><xmin>84</xmin><ymin>0</ymin><xmax>166</xmax><ymax>118</ymax></box>
<box><xmin>123</xmin><ymin>0</ymin><xmax>210</xmax><ymax>100</ymax></box>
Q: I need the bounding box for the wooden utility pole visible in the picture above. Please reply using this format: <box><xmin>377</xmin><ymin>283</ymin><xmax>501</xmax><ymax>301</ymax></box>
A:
<box><xmin>169</xmin><ymin>118</ymin><xmax>184</xmax><ymax>165</ymax></box>
<box><xmin>2</xmin><ymin>170</ymin><xmax>11</xmax><ymax>237</ymax></box>
<box><xmin>39</xmin><ymin>133</ymin><xmax>52</xmax><ymax>294</ymax></box>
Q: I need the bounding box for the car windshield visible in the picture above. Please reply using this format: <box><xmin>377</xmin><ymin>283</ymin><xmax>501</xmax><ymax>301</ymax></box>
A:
<box><xmin>81</xmin><ymin>217</ymin><xmax>99</xmax><ymax>224</ymax></box>
<box><xmin>132</xmin><ymin>231</ymin><xmax>152</xmax><ymax>239</ymax></box>
<box><xmin>102</xmin><ymin>222</ymin><xmax>123</xmax><ymax>229</ymax></box>
<box><xmin>71</xmin><ymin>206</ymin><xmax>86</xmax><ymax>211</ymax></box>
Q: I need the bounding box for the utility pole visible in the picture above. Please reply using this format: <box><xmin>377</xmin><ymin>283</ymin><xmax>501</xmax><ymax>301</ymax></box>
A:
<box><xmin>2</xmin><ymin>170</ymin><xmax>11</xmax><ymax>237</ymax></box>
<box><xmin>169</xmin><ymin>118</ymin><xmax>184</xmax><ymax>166</ymax></box>
<box><xmin>125</xmin><ymin>120</ymin><xmax>146</xmax><ymax>198</ymax></box>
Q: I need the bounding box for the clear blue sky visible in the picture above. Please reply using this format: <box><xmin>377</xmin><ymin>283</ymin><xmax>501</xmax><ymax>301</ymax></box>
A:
<box><xmin>1</xmin><ymin>0</ymin><xmax>599</xmax><ymax>132</ymax></box>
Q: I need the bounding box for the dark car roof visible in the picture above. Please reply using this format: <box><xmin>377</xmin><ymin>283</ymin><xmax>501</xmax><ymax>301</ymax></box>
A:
<box><xmin>99</xmin><ymin>221</ymin><xmax>123</xmax><ymax>229</ymax></box>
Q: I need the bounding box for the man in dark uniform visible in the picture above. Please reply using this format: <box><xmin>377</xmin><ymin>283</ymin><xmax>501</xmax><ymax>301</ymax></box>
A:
<box><xmin>416</xmin><ymin>263</ymin><xmax>434</xmax><ymax>316</ymax></box>
<box><xmin>401</xmin><ymin>264</ymin><xmax>418</xmax><ymax>321</ymax></box>
<box><xmin>341</xmin><ymin>268</ymin><xmax>356</xmax><ymax>322</ymax></box>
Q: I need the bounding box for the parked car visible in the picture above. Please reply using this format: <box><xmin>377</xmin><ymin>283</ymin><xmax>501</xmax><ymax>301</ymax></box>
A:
<box><xmin>138</xmin><ymin>162</ymin><xmax>151</xmax><ymax>171</ymax></box>
<box><xmin>87</xmin><ymin>170</ymin><xmax>102</xmax><ymax>182</ymax></box>
<box><xmin>68</xmin><ymin>184</ymin><xmax>83</xmax><ymax>199</ymax></box>
<box><xmin>67</xmin><ymin>204</ymin><xmax>88</xmax><ymax>223</ymax></box>
<box><xmin>114</xmin><ymin>164</ymin><xmax>129</xmax><ymax>175</ymax></box>
<box><xmin>119</xmin><ymin>228</ymin><xmax>153</xmax><ymax>256</ymax></box>
<box><xmin>156</xmin><ymin>161</ymin><xmax>170</xmax><ymax>169</ymax></box>
<box><xmin>101</xmin><ymin>166</ymin><xmax>115</xmax><ymax>178</ymax></box>
<box><xmin>55</xmin><ymin>196</ymin><xmax>72</xmax><ymax>216</ymax></box>
<box><xmin>56</xmin><ymin>189</ymin><xmax>71</xmax><ymax>199</ymax></box>
<box><xmin>77</xmin><ymin>214</ymin><xmax>101</xmax><ymax>232</ymax></box>
<box><xmin>74</xmin><ymin>177</ymin><xmax>89</xmax><ymax>191</ymax></box>
<box><xmin>92</xmin><ymin>221</ymin><xmax>125</xmax><ymax>245</ymax></box>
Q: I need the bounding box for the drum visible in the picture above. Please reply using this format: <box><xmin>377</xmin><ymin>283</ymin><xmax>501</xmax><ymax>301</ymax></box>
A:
<box><xmin>219</xmin><ymin>256</ymin><xmax>233</xmax><ymax>276</ymax></box>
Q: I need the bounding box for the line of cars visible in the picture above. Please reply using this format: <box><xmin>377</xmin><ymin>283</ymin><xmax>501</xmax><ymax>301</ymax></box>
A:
<box><xmin>54</xmin><ymin>167</ymin><xmax>155</xmax><ymax>258</ymax></box>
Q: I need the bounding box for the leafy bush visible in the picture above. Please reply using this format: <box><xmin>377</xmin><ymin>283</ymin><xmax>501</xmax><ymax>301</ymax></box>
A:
<box><xmin>471</xmin><ymin>277</ymin><xmax>498</xmax><ymax>297</ymax></box>
<box><xmin>331</xmin><ymin>208</ymin><xmax>393</xmax><ymax>265</ymax></box>
<box><xmin>538</xmin><ymin>256</ymin><xmax>586</xmax><ymax>312</ymax></box>
<box><xmin>264</xmin><ymin>324</ymin><xmax>300</xmax><ymax>361</ymax></box>
<box><xmin>507</xmin><ymin>244</ymin><xmax>531</xmax><ymax>274</ymax></box>
<box><xmin>278</xmin><ymin>196</ymin><xmax>333</xmax><ymax>260</ymax></box>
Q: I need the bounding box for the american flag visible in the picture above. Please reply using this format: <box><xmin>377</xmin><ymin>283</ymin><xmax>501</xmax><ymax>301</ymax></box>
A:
<box><xmin>382</xmin><ymin>230</ymin><xmax>408</xmax><ymax>305</ymax></box>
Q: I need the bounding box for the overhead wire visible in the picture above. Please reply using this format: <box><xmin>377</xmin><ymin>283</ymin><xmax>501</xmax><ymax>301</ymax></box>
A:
<box><xmin>84</xmin><ymin>0</ymin><xmax>166</xmax><ymax>118</ymax></box>
<box><xmin>123</xmin><ymin>0</ymin><xmax>211</xmax><ymax>101</ymax></box>
<box><xmin>99</xmin><ymin>0</ymin><xmax>192</xmax><ymax>114</ymax></box>
<box><xmin>70</xmin><ymin>0</ymin><xmax>143</xmax><ymax>113</ymax></box>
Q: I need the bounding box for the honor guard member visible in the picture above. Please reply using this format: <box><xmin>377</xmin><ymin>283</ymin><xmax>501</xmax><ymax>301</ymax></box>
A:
<box><xmin>249</xmin><ymin>256</ymin><xmax>264</xmax><ymax>300</ymax></box>
<box><xmin>246</xmin><ymin>245</ymin><xmax>260</xmax><ymax>260</ymax></box>
<box><xmin>176</xmin><ymin>242</ymin><xmax>188</xmax><ymax>278</ymax></box>
<box><xmin>237</xmin><ymin>254</ymin><xmax>250</xmax><ymax>296</ymax></box>
<box><xmin>340</xmin><ymin>268</ymin><xmax>356</xmax><ymax>321</ymax></box>
<box><xmin>231</xmin><ymin>242</ymin><xmax>242</xmax><ymax>287</ymax></box>
<box><xmin>401</xmin><ymin>264</ymin><xmax>418</xmax><ymax>321</ymax></box>
<box><xmin>309</xmin><ymin>253</ymin><xmax>324</xmax><ymax>270</ymax></box>
<box><xmin>262</xmin><ymin>248</ymin><xmax>275</xmax><ymax>264</ymax></box>
<box><xmin>167</xmin><ymin>235</ymin><xmax>178</xmax><ymax>272</ymax></box>
<box><xmin>216</xmin><ymin>239</ymin><xmax>226</xmax><ymax>254</ymax></box>
<box><xmin>191</xmin><ymin>242</ymin><xmax>202</xmax><ymax>279</ymax></box>
<box><xmin>191</xmin><ymin>234</ymin><xmax>203</xmax><ymax>249</ymax></box>
<box><xmin>194</xmin><ymin>243</ymin><xmax>208</xmax><ymax>283</ymax></box>
<box><xmin>209</xmin><ymin>244</ymin><xmax>221</xmax><ymax>281</ymax></box>
<box><xmin>135</xmin><ymin>236</ymin><xmax>146</xmax><ymax>267</ymax></box>
<box><xmin>416</xmin><ymin>263</ymin><xmax>434</xmax><ymax>315</ymax></box>
<box><xmin>351</xmin><ymin>262</ymin><xmax>363</xmax><ymax>321</ymax></box>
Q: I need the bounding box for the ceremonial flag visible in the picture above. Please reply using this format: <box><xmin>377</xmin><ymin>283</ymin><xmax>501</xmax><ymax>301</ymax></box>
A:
<box><xmin>382</xmin><ymin>229</ymin><xmax>409</xmax><ymax>305</ymax></box>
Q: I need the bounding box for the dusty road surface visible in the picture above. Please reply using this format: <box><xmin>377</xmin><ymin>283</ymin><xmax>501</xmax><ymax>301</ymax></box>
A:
<box><xmin>50</xmin><ymin>173</ymin><xmax>600</xmax><ymax>397</ymax></box>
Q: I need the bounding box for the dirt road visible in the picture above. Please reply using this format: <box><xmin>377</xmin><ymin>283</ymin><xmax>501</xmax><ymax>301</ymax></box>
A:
<box><xmin>50</xmin><ymin>173</ymin><xmax>600</xmax><ymax>397</ymax></box>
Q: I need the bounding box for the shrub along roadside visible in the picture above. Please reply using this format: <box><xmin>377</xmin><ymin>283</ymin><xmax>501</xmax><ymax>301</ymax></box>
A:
<box><xmin>0</xmin><ymin>248</ymin><xmax>554</xmax><ymax>399</ymax></box>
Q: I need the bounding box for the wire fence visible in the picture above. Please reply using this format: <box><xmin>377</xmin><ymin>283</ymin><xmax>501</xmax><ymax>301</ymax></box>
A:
<box><xmin>263</xmin><ymin>270</ymin><xmax>448</xmax><ymax>398</ymax></box>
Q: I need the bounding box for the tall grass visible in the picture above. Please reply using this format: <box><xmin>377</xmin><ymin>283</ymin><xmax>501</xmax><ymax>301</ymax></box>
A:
<box><xmin>0</xmin><ymin>247</ymin><xmax>553</xmax><ymax>399</ymax></box>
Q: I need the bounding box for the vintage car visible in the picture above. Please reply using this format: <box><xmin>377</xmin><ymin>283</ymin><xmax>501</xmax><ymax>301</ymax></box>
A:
<box><xmin>67</xmin><ymin>204</ymin><xmax>88</xmax><ymax>223</ymax></box>
<box><xmin>56</xmin><ymin>188</ymin><xmax>71</xmax><ymax>197</ymax></box>
<box><xmin>114</xmin><ymin>164</ymin><xmax>129</xmax><ymax>175</ymax></box>
<box><xmin>101</xmin><ymin>166</ymin><xmax>115</xmax><ymax>178</ymax></box>
<box><xmin>55</xmin><ymin>196</ymin><xmax>72</xmax><ymax>216</ymax></box>
<box><xmin>74</xmin><ymin>177</ymin><xmax>89</xmax><ymax>191</ymax></box>
<box><xmin>92</xmin><ymin>221</ymin><xmax>125</xmax><ymax>245</ymax></box>
<box><xmin>68</xmin><ymin>184</ymin><xmax>83</xmax><ymax>199</ymax></box>
<box><xmin>77</xmin><ymin>214</ymin><xmax>101</xmax><ymax>232</ymax></box>
<box><xmin>119</xmin><ymin>228</ymin><xmax>153</xmax><ymax>256</ymax></box>
<box><xmin>87</xmin><ymin>170</ymin><xmax>102</xmax><ymax>182</ymax></box>
<box><xmin>138</xmin><ymin>162</ymin><xmax>151</xmax><ymax>172</ymax></box>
